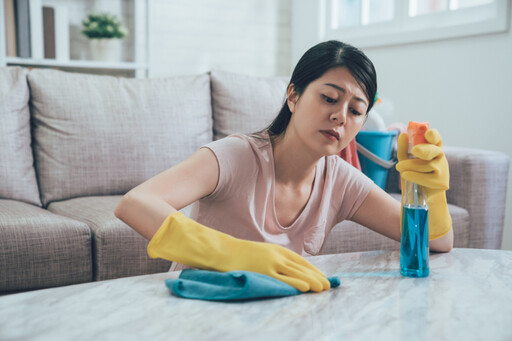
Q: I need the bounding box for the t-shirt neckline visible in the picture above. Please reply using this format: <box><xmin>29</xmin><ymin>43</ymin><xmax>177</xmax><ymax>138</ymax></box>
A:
<box><xmin>265</xmin><ymin>134</ymin><xmax>322</xmax><ymax>230</ymax></box>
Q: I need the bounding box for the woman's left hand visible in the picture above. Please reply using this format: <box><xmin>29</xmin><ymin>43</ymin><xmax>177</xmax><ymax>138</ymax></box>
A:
<box><xmin>396</xmin><ymin>128</ymin><xmax>452</xmax><ymax>240</ymax></box>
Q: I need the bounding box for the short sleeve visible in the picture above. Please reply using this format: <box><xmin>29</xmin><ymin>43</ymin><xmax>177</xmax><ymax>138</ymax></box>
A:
<box><xmin>200</xmin><ymin>134</ymin><xmax>258</xmax><ymax>201</ymax></box>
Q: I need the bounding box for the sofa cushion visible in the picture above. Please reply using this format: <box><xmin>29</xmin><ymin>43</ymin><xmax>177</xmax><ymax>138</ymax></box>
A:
<box><xmin>211</xmin><ymin>70</ymin><xmax>289</xmax><ymax>140</ymax></box>
<box><xmin>0</xmin><ymin>67</ymin><xmax>41</xmax><ymax>206</ymax></box>
<box><xmin>48</xmin><ymin>196</ymin><xmax>171</xmax><ymax>281</ymax></box>
<box><xmin>320</xmin><ymin>194</ymin><xmax>469</xmax><ymax>254</ymax></box>
<box><xmin>0</xmin><ymin>199</ymin><xmax>92</xmax><ymax>292</ymax></box>
<box><xmin>28</xmin><ymin>70</ymin><xmax>213</xmax><ymax>206</ymax></box>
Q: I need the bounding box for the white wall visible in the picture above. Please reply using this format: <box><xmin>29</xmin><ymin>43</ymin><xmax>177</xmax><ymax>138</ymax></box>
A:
<box><xmin>148</xmin><ymin>0</ymin><xmax>292</xmax><ymax>77</ymax></box>
<box><xmin>363</xmin><ymin>31</ymin><xmax>512</xmax><ymax>250</ymax></box>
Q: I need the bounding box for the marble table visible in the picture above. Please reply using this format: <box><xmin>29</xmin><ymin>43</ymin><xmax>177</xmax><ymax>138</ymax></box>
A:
<box><xmin>0</xmin><ymin>248</ymin><xmax>511</xmax><ymax>340</ymax></box>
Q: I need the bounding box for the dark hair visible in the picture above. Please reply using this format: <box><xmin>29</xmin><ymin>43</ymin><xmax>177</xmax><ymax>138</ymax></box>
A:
<box><xmin>266</xmin><ymin>40</ymin><xmax>377</xmax><ymax>139</ymax></box>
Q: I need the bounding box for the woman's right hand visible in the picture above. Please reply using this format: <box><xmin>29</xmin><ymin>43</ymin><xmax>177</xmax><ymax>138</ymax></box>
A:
<box><xmin>225</xmin><ymin>237</ymin><xmax>331</xmax><ymax>292</ymax></box>
<box><xmin>148</xmin><ymin>211</ymin><xmax>331</xmax><ymax>292</ymax></box>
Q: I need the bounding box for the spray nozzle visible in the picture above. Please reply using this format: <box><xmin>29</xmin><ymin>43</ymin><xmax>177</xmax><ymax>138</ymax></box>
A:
<box><xmin>407</xmin><ymin>121</ymin><xmax>429</xmax><ymax>154</ymax></box>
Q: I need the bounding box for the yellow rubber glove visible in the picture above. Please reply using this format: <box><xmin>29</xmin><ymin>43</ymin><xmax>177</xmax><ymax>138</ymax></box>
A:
<box><xmin>147</xmin><ymin>211</ymin><xmax>331</xmax><ymax>292</ymax></box>
<box><xmin>395</xmin><ymin>129</ymin><xmax>452</xmax><ymax>240</ymax></box>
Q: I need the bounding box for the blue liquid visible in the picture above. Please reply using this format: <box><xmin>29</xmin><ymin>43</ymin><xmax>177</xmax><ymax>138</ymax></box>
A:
<box><xmin>400</xmin><ymin>205</ymin><xmax>429</xmax><ymax>277</ymax></box>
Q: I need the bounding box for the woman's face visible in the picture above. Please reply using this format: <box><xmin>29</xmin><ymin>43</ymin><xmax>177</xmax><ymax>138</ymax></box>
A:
<box><xmin>286</xmin><ymin>66</ymin><xmax>369</xmax><ymax>157</ymax></box>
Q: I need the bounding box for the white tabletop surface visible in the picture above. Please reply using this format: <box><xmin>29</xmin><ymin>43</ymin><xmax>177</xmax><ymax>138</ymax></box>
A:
<box><xmin>0</xmin><ymin>248</ymin><xmax>511</xmax><ymax>341</ymax></box>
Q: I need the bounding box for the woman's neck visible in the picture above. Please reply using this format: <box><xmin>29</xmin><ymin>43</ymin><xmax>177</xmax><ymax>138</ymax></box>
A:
<box><xmin>271</xmin><ymin>131</ymin><xmax>319</xmax><ymax>188</ymax></box>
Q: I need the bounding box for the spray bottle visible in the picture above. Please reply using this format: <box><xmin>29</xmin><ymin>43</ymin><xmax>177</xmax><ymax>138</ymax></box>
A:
<box><xmin>400</xmin><ymin>121</ymin><xmax>429</xmax><ymax>278</ymax></box>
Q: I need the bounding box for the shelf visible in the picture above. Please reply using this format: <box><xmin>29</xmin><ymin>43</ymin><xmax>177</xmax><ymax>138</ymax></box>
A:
<box><xmin>5</xmin><ymin>57</ymin><xmax>146</xmax><ymax>71</ymax></box>
<box><xmin>1</xmin><ymin>0</ymin><xmax>148</xmax><ymax>78</ymax></box>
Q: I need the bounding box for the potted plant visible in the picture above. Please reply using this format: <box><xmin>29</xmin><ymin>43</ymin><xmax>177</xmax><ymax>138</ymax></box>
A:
<box><xmin>82</xmin><ymin>12</ymin><xmax>128</xmax><ymax>62</ymax></box>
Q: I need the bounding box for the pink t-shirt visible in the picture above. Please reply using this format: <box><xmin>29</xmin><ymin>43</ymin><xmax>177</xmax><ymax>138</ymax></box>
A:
<box><xmin>169</xmin><ymin>132</ymin><xmax>374</xmax><ymax>271</ymax></box>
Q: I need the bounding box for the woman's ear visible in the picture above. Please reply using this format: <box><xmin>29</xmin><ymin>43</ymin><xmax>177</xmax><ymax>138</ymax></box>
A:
<box><xmin>287</xmin><ymin>84</ymin><xmax>298</xmax><ymax>113</ymax></box>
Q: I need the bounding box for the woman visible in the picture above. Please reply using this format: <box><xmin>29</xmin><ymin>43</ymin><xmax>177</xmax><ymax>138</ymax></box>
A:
<box><xmin>115</xmin><ymin>40</ymin><xmax>453</xmax><ymax>293</ymax></box>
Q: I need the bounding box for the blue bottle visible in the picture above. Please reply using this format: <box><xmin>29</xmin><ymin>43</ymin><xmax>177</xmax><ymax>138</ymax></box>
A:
<box><xmin>400</xmin><ymin>121</ymin><xmax>430</xmax><ymax>278</ymax></box>
<box><xmin>400</xmin><ymin>181</ymin><xmax>429</xmax><ymax>277</ymax></box>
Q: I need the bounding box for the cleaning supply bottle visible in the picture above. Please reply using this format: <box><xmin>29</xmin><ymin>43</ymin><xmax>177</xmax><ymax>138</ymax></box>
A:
<box><xmin>400</xmin><ymin>121</ymin><xmax>429</xmax><ymax>278</ymax></box>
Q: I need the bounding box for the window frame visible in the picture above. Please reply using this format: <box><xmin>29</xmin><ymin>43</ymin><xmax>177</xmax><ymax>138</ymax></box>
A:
<box><xmin>322</xmin><ymin>0</ymin><xmax>510</xmax><ymax>48</ymax></box>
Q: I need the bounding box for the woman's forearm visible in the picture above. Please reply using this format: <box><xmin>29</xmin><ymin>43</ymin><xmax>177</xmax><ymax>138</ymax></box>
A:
<box><xmin>429</xmin><ymin>227</ymin><xmax>454</xmax><ymax>253</ymax></box>
<box><xmin>114</xmin><ymin>189</ymin><xmax>177</xmax><ymax>240</ymax></box>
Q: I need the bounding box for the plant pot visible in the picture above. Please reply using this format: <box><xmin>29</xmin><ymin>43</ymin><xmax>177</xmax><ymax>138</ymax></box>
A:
<box><xmin>89</xmin><ymin>38</ymin><xmax>122</xmax><ymax>62</ymax></box>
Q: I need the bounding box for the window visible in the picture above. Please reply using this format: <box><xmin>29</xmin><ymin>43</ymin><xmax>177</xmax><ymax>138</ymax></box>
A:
<box><xmin>331</xmin><ymin>0</ymin><xmax>395</xmax><ymax>29</ymax></box>
<box><xmin>323</xmin><ymin>0</ymin><xmax>509</xmax><ymax>47</ymax></box>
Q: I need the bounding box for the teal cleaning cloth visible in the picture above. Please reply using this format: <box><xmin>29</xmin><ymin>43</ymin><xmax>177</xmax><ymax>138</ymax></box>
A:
<box><xmin>165</xmin><ymin>269</ymin><xmax>340</xmax><ymax>301</ymax></box>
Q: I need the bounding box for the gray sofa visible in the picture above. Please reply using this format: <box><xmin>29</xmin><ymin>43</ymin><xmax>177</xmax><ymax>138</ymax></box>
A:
<box><xmin>0</xmin><ymin>67</ymin><xmax>509</xmax><ymax>294</ymax></box>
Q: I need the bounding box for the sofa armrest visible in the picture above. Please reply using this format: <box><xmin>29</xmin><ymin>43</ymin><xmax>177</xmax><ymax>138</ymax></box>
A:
<box><xmin>444</xmin><ymin>147</ymin><xmax>509</xmax><ymax>249</ymax></box>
